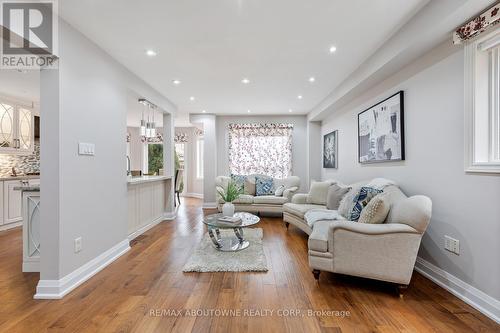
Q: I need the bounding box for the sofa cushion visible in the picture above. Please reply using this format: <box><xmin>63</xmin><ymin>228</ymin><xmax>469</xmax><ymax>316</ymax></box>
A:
<box><xmin>306</xmin><ymin>181</ymin><xmax>331</xmax><ymax>205</ymax></box>
<box><xmin>244</xmin><ymin>176</ymin><xmax>256</xmax><ymax>196</ymax></box>
<box><xmin>231</xmin><ymin>174</ymin><xmax>246</xmax><ymax>192</ymax></box>
<box><xmin>256</xmin><ymin>176</ymin><xmax>274</xmax><ymax>196</ymax></box>
<box><xmin>284</xmin><ymin>203</ymin><xmax>326</xmax><ymax>218</ymax></box>
<box><xmin>233</xmin><ymin>194</ymin><xmax>254</xmax><ymax>204</ymax></box>
<box><xmin>274</xmin><ymin>184</ymin><xmax>285</xmax><ymax>196</ymax></box>
<box><xmin>358</xmin><ymin>193</ymin><xmax>390</xmax><ymax>224</ymax></box>
<box><xmin>338</xmin><ymin>185</ymin><xmax>362</xmax><ymax>218</ymax></box>
<box><xmin>326</xmin><ymin>184</ymin><xmax>351</xmax><ymax>210</ymax></box>
<box><xmin>253</xmin><ymin>195</ymin><xmax>288</xmax><ymax>205</ymax></box>
<box><xmin>348</xmin><ymin>187</ymin><xmax>383</xmax><ymax>221</ymax></box>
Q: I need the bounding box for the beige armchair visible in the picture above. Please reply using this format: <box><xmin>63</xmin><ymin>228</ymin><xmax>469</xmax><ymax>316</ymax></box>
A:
<box><xmin>308</xmin><ymin>194</ymin><xmax>432</xmax><ymax>295</ymax></box>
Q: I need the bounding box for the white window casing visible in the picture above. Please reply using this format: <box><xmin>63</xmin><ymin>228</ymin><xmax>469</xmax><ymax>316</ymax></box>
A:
<box><xmin>464</xmin><ymin>29</ymin><xmax>500</xmax><ymax>173</ymax></box>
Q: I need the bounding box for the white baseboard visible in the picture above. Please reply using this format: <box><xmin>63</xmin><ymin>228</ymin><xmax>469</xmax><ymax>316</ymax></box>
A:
<box><xmin>182</xmin><ymin>192</ymin><xmax>203</xmax><ymax>199</ymax></box>
<box><xmin>23</xmin><ymin>261</ymin><xmax>40</xmax><ymax>272</ymax></box>
<box><xmin>163</xmin><ymin>210</ymin><xmax>177</xmax><ymax>220</ymax></box>
<box><xmin>129</xmin><ymin>212</ymin><xmax>177</xmax><ymax>240</ymax></box>
<box><xmin>415</xmin><ymin>257</ymin><xmax>500</xmax><ymax>324</ymax></box>
<box><xmin>0</xmin><ymin>221</ymin><xmax>22</xmax><ymax>232</ymax></box>
<box><xmin>34</xmin><ymin>239</ymin><xmax>130</xmax><ymax>300</ymax></box>
<box><xmin>202</xmin><ymin>202</ymin><xmax>217</xmax><ymax>209</ymax></box>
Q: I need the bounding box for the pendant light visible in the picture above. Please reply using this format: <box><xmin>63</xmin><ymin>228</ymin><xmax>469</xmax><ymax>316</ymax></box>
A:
<box><xmin>139</xmin><ymin>100</ymin><xmax>146</xmax><ymax>136</ymax></box>
<box><xmin>146</xmin><ymin>104</ymin><xmax>152</xmax><ymax>138</ymax></box>
<box><xmin>151</xmin><ymin>105</ymin><xmax>156</xmax><ymax>138</ymax></box>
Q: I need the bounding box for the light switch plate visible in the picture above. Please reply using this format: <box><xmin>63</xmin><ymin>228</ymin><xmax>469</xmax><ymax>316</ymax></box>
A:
<box><xmin>74</xmin><ymin>237</ymin><xmax>82</xmax><ymax>253</ymax></box>
<box><xmin>78</xmin><ymin>142</ymin><xmax>95</xmax><ymax>156</ymax></box>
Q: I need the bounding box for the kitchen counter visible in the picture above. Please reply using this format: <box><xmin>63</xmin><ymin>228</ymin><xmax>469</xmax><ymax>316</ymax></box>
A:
<box><xmin>127</xmin><ymin>175</ymin><xmax>172</xmax><ymax>185</ymax></box>
<box><xmin>0</xmin><ymin>175</ymin><xmax>40</xmax><ymax>181</ymax></box>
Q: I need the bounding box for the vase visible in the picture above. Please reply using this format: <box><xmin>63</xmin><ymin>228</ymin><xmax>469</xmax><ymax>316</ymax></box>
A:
<box><xmin>222</xmin><ymin>202</ymin><xmax>235</xmax><ymax>217</ymax></box>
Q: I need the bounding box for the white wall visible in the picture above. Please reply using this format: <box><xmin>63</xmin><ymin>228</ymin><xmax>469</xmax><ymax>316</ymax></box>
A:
<box><xmin>175</xmin><ymin>126</ymin><xmax>203</xmax><ymax>196</ymax></box>
<box><xmin>127</xmin><ymin>127</ymin><xmax>143</xmax><ymax>171</ymax></box>
<box><xmin>40</xmin><ymin>20</ymin><xmax>176</xmax><ymax>281</ymax></box>
<box><xmin>216</xmin><ymin>115</ymin><xmax>308</xmax><ymax>191</ymax></box>
<box><xmin>190</xmin><ymin>114</ymin><xmax>217</xmax><ymax>206</ymax></box>
<box><xmin>320</xmin><ymin>43</ymin><xmax>500</xmax><ymax>301</ymax></box>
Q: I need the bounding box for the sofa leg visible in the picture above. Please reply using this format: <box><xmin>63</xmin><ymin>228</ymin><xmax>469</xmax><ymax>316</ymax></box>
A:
<box><xmin>397</xmin><ymin>284</ymin><xmax>408</xmax><ymax>298</ymax></box>
<box><xmin>312</xmin><ymin>269</ymin><xmax>321</xmax><ymax>281</ymax></box>
<box><xmin>285</xmin><ymin>222</ymin><xmax>289</xmax><ymax>229</ymax></box>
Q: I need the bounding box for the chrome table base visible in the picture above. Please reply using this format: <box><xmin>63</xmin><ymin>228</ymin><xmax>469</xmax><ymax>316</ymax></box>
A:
<box><xmin>208</xmin><ymin>227</ymin><xmax>250</xmax><ymax>251</ymax></box>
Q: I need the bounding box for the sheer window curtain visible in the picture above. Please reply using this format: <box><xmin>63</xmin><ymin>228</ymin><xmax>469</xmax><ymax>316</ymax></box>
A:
<box><xmin>228</xmin><ymin>123</ymin><xmax>293</xmax><ymax>179</ymax></box>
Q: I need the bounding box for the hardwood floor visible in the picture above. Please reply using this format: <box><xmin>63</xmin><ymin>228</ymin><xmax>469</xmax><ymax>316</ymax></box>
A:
<box><xmin>0</xmin><ymin>198</ymin><xmax>498</xmax><ymax>332</ymax></box>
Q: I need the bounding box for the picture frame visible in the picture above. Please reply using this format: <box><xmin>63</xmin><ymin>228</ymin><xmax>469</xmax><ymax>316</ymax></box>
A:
<box><xmin>323</xmin><ymin>130</ymin><xmax>338</xmax><ymax>168</ymax></box>
<box><xmin>358</xmin><ymin>91</ymin><xmax>405</xmax><ymax>164</ymax></box>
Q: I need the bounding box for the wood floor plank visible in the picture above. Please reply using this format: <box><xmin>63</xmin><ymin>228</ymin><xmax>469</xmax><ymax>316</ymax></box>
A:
<box><xmin>0</xmin><ymin>198</ymin><xmax>498</xmax><ymax>333</ymax></box>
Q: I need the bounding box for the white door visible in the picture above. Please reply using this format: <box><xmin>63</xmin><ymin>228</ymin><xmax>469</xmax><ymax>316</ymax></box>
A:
<box><xmin>4</xmin><ymin>180</ymin><xmax>23</xmax><ymax>224</ymax></box>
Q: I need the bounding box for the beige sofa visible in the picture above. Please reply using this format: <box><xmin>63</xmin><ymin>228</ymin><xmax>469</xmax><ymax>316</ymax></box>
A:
<box><xmin>216</xmin><ymin>175</ymin><xmax>300</xmax><ymax>214</ymax></box>
<box><xmin>283</xmin><ymin>179</ymin><xmax>432</xmax><ymax>293</ymax></box>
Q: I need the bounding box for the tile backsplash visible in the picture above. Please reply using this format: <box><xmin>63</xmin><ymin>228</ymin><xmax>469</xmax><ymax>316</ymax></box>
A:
<box><xmin>0</xmin><ymin>139</ymin><xmax>40</xmax><ymax>177</ymax></box>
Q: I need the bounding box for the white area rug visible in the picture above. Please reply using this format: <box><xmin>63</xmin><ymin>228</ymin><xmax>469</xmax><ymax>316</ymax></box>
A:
<box><xmin>183</xmin><ymin>228</ymin><xmax>268</xmax><ymax>272</ymax></box>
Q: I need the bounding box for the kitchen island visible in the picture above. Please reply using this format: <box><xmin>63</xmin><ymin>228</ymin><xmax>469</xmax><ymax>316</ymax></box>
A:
<box><xmin>127</xmin><ymin>175</ymin><xmax>174</xmax><ymax>240</ymax></box>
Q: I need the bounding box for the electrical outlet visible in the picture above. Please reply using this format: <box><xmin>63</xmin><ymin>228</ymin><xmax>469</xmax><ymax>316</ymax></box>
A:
<box><xmin>74</xmin><ymin>237</ymin><xmax>82</xmax><ymax>253</ymax></box>
<box><xmin>444</xmin><ymin>235</ymin><xmax>459</xmax><ymax>255</ymax></box>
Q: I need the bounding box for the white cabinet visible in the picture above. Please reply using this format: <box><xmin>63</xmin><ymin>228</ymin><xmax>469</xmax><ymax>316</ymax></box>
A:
<box><xmin>0</xmin><ymin>100</ymin><xmax>34</xmax><ymax>154</ymax></box>
<box><xmin>3</xmin><ymin>180</ymin><xmax>24</xmax><ymax>224</ymax></box>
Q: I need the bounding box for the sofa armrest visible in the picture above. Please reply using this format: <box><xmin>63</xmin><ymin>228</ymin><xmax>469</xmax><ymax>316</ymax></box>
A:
<box><xmin>283</xmin><ymin>186</ymin><xmax>299</xmax><ymax>202</ymax></box>
<box><xmin>323</xmin><ymin>221</ymin><xmax>423</xmax><ymax>284</ymax></box>
<box><xmin>291</xmin><ymin>193</ymin><xmax>308</xmax><ymax>204</ymax></box>
<box><xmin>329</xmin><ymin>221</ymin><xmax>419</xmax><ymax>236</ymax></box>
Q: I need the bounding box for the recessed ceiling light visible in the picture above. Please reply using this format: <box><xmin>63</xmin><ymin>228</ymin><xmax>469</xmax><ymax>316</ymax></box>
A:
<box><xmin>190</xmin><ymin>96</ymin><xmax>195</xmax><ymax>101</ymax></box>
<box><xmin>289</xmin><ymin>109</ymin><xmax>293</xmax><ymax>113</ymax></box>
<box><xmin>202</xmin><ymin>110</ymin><xmax>206</xmax><ymax>113</ymax></box>
<box><xmin>247</xmin><ymin>109</ymin><xmax>251</xmax><ymax>113</ymax></box>
<box><xmin>297</xmin><ymin>95</ymin><xmax>303</xmax><ymax>100</ymax></box>
<box><xmin>146</xmin><ymin>49</ymin><xmax>157</xmax><ymax>56</ymax></box>
<box><xmin>241</xmin><ymin>78</ymin><xmax>250</xmax><ymax>84</ymax></box>
<box><xmin>308</xmin><ymin>77</ymin><xmax>315</xmax><ymax>83</ymax></box>
<box><xmin>329</xmin><ymin>45</ymin><xmax>337</xmax><ymax>54</ymax></box>
<box><xmin>172</xmin><ymin>79</ymin><xmax>181</xmax><ymax>85</ymax></box>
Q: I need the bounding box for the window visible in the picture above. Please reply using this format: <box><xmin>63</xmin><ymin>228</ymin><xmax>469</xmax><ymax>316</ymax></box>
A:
<box><xmin>147</xmin><ymin>143</ymin><xmax>163</xmax><ymax>175</ymax></box>
<box><xmin>465</xmin><ymin>30</ymin><xmax>500</xmax><ymax>173</ymax></box>
<box><xmin>228</xmin><ymin>123</ymin><xmax>293</xmax><ymax>179</ymax></box>
<box><xmin>196</xmin><ymin>138</ymin><xmax>204</xmax><ymax>179</ymax></box>
<box><xmin>175</xmin><ymin>143</ymin><xmax>185</xmax><ymax>170</ymax></box>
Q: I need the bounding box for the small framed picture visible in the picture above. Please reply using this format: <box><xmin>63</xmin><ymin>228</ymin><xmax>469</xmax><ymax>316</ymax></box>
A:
<box><xmin>323</xmin><ymin>130</ymin><xmax>338</xmax><ymax>168</ymax></box>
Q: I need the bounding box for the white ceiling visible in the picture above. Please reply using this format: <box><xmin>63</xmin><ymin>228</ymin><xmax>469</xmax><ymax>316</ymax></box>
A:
<box><xmin>61</xmin><ymin>0</ymin><xmax>426</xmax><ymax>122</ymax></box>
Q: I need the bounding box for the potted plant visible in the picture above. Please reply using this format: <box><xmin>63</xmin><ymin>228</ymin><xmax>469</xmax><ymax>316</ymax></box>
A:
<box><xmin>217</xmin><ymin>181</ymin><xmax>243</xmax><ymax>217</ymax></box>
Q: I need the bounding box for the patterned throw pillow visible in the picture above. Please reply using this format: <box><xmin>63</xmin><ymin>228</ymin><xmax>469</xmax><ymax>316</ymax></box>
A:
<box><xmin>348</xmin><ymin>187</ymin><xmax>383</xmax><ymax>221</ymax></box>
<box><xmin>230</xmin><ymin>174</ymin><xmax>246</xmax><ymax>192</ymax></box>
<box><xmin>255</xmin><ymin>176</ymin><xmax>274</xmax><ymax>196</ymax></box>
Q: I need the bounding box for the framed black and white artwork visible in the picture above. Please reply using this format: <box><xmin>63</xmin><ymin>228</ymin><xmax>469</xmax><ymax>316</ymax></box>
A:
<box><xmin>323</xmin><ymin>130</ymin><xmax>338</xmax><ymax>168</ymax></box>
<box><xmin>358</xmin><ymin>91</ymin><xmax>405</xmax><ymax>163</ymax></box>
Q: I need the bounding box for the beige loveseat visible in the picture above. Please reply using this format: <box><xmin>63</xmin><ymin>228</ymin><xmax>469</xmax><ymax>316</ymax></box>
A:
<box><xmin>216</xmin><ymin>175</ymin><xmax>300</xmax><ymax>214</ymax></box>
<box><xmin>283</xmin><ymin>179</ymin><xmax>432</xmax><ymax>293</ymax></box>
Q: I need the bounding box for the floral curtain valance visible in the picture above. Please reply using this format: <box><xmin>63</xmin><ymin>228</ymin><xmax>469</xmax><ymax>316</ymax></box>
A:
<box><xmin>228</xmin><ymin>123</ymin><xmax>293</xmax><ymax>179</ymax></box>
<box><xmin>175</xmin><ymin>132</ymin><xmax>188</xmax><ymax>143</ymax></box>
<box><xmin>453</xmin><ymin>4</ymin><xmax>499</xmax><ymax>44</ymax></box>
<box><xmin>141</xmin><ymin>133</ymin><xmax>163</xmax><ymax>143</ymax></box>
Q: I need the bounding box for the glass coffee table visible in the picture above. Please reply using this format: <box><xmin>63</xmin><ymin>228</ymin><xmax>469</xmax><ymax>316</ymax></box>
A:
<box><xmin>203</xmin><ymin>212</ymin><xmax>260</xmax><ymax>252</ymax></box>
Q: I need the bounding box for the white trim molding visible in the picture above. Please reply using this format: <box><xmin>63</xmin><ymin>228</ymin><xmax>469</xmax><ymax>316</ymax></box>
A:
<box><xmin>34</xmin><ymin>239</ymin><xmax>130</xmax><ymax>299</ymax></box>
<box><xmin>415</xmin><ymin>257</ymin><xmax>500</xmax><ymax>324</ymax></box>
<box><xmin>202</xmin><ymin>202</ymin><xmax>217</xmax><ymax>209</ymax></box>
<box><xmin>464</xmin><ymin>30</ymin><xmax>500</xmax><ymax>174</ymax></box>
<box><xmin>128</xmin><ymin>213</ymin><xmax>174</xmax><ymax>241</ymax></box>
<box><xmin>182</xmin><ymin>192</ymin><xmax>203</xmax><ymax>199</ymax></box>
